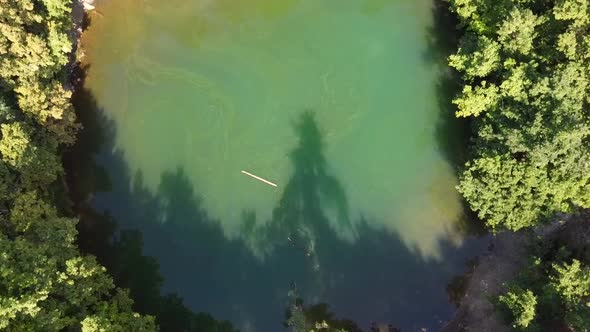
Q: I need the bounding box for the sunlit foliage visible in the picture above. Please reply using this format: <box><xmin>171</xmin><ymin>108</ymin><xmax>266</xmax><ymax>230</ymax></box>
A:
<box><xmin>498</xmin><ymin>237</ymin><xmax>590</xmax><ymax>330</ymax></box>
<box><xmin>450</xmin><ymin>0</ymin><xmax>590</xmax><ymax>231</ymax></box>
<box><xmin>499</xmin><ymin>286</ymin><xmax>537</xmax><ymax>328</ymax></box>
<box><xmin>0</xmin><ymin>0</ymin><xmax>155</xmax><ymax>330</ymax></box>
<box><xmin>550</xmin><ymin>259</ymin><xmax>590</xmax><ymax>307</ymax></box>
<box><xmin>0</xmin><ymin>0</ymin><xmax>78</xmax><ymax>144</ymax></box>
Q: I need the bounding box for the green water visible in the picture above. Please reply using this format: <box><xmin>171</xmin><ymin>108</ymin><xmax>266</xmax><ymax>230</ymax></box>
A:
<box><xmin>82</xmin><ymin>0</ymin><xmax>483</xmax><ymax>329</ymax></box>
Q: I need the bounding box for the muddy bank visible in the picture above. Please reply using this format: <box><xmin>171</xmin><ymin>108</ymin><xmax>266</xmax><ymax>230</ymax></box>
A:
<box><xmin>442</xmin><ymin>231</ymin><xmax>527</xmax><ymax>332</ymax></box>
<box><xmin>442</xmin><ymin>218</ymin><xmax>577</xmax><ymax>332</ymax></box>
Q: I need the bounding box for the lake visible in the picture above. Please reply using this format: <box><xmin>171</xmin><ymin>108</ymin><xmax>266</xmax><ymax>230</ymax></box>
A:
<box><xmin>80</xmin><ymin>0</ymin><xmax>488</xmax><ymax>330</ymax></box>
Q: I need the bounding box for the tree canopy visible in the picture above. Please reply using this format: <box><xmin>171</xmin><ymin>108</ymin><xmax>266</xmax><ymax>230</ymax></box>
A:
<box><xmin>0</xmin><ymin>0</ymin><xmax>78</xmax><ymax>144</ymax></box>
<box><xmin>497</xmin><ymin>230</ymin><xmax>590</xmax><ymax>331</ymax></box>
<box><xmin>498</xmin><ymin>286</ymin><xmax>537</xmax><ymax>329</ymax></box>
<box><xmin>0</xmin><ymin>0</ymin><xmax>155</xmax><ymax>330</ymax></box>
<box><xmin>450</xmin><ymin>0</ymin><xmax>590</xmax><ymax>231</ymax></box>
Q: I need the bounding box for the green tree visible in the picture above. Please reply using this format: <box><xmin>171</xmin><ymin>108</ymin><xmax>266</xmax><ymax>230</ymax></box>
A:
<box><xmin>499</xmin><ymin>286</ymin><xmax>537</xmax><ymax>329</ymax></box>
<box><xmin>554</xmin><ymin>0</ymin><xmax>590</xmax><ymax>28</ymax></box>
<box><xmin>0</xmin><ymin>122</ymin><xmax>62</xmax><ymax>189</ymax></box>
<box><xmin>0</xmin><ymin>0</ymin><xmax>78</xmax><ymax>144</ymax></box>
<box><xmin>550</xmin><ymin>259</ymin><xmax>590</xmax><ymax>307</ymax></box>
<box><xmin>497</xmin><ymin>240</ymin><xmax>590</xmax><ymax>330</ymax></box>
<box><xmin>80</xmin><ymin>290</ymin><xmax>157</xmax><ymax>332</ymax></box>
<box><xmin>0</xmin><ymin>0</ymin><xmax>156</xmax><ymax>330</ymax></box>
<box><xmin>453</xmin><ymin>81</ymin><xmax>500</xmax><ymax>117</ymax></box>
<box><xmin>448</xmin><ymin>34</ymin><xmax>501</xmax><ymax>79</ymax></box>
<box><xmin>0</xmin><ymin>192</ymin><xmax>156</xmax><ymax>331</ymax></box>
<box><xmin>497</xmin><ymin>8</ymin><xmax>545</xmax><ymax>55</ymax></box>
<box><xmin>450</xmin><ymin>0</ymin><xmax>590</xmax><ymax>231</ymax></box>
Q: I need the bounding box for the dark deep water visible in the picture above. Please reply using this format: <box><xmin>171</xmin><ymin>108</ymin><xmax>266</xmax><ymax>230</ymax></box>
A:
<box><xmin>70</xmin><ymin>0</ymin><xmax>491</xmax><ymax>331</ymax></box>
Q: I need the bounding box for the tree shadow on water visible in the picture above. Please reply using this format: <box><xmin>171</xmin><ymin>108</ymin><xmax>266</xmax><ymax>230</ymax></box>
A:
<box><xmin>265</xmin><ymin>111</ymin><xmax>352</xmax><ymax>249</ymax></box>
<box><xmin>422</xmin><ymin>0</ymin><xmax>471</xmax><ymax>170</ymax></box>
<box><xmin>67</xmin><ymin>69</ymin><xmax>488</xmax><ymax>331</ymax></box>
<box><xmin>421</xmin><ymin>1</ymin><xmax>487</xmax><ymax>238</ymax></box>
<box><xmin>64</xmin><ymin>65</ymin><xmax>238</xmax><ymax>332</ymax></box>
<box><xmin>232</xmin><ymin>111</ymin><xmax>488</xmax><ymax>331</ymax></box>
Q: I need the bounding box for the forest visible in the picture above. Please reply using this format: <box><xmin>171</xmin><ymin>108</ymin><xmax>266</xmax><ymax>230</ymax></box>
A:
<box><xmin>0</xmin><ymin>0</ymin><xmax>156</xmax><ymax>330</ymax></box>
<box><xmin>0</xmin><ymin>0</ymin><xmax>589</xmax><ymax>331</ymax></box>
<box><xmin>450</xmin><ymin>0</ymin><xmax>590</xmax><ymax>329</ymax></box>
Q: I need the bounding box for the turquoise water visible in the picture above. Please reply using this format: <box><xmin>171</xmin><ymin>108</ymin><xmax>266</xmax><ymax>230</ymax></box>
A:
<box><xmin>82</xmin><ymin>0</ymin><xmax>486</xmax><ymax>330</ymax></box>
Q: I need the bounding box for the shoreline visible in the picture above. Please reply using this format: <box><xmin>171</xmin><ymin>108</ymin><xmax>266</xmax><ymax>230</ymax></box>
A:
<box><xmin>442</xmin><ymin>219</ymin><xmax>570</xmax><ymax>331</ymax></box>
<box><xmin>59</xmin><ymin>0</ymin><xmax>93</xmax><ymax>215</ymax></box>
<box><xmin>66</xmin><ymin>0</ymin><xmax>86</xmax><ymax>91</ymax></box>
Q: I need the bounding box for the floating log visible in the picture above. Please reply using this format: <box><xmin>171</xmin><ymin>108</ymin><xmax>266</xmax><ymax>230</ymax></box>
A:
<box><xmin>241</xmin><ymin>170</ymin><xmax>277</xmax><ymax>187</ymax></box>
<box><xmin>83</xmin><ymin>2</ymin><xmax>95</xmax><ymax>10</ymax></box>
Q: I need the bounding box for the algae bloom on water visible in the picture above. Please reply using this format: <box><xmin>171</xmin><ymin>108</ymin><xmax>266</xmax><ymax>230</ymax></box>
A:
<box><xmin>82</xmin><ymin>0</ymin><xmax>485</xmax><ymax>330</ymax></box>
